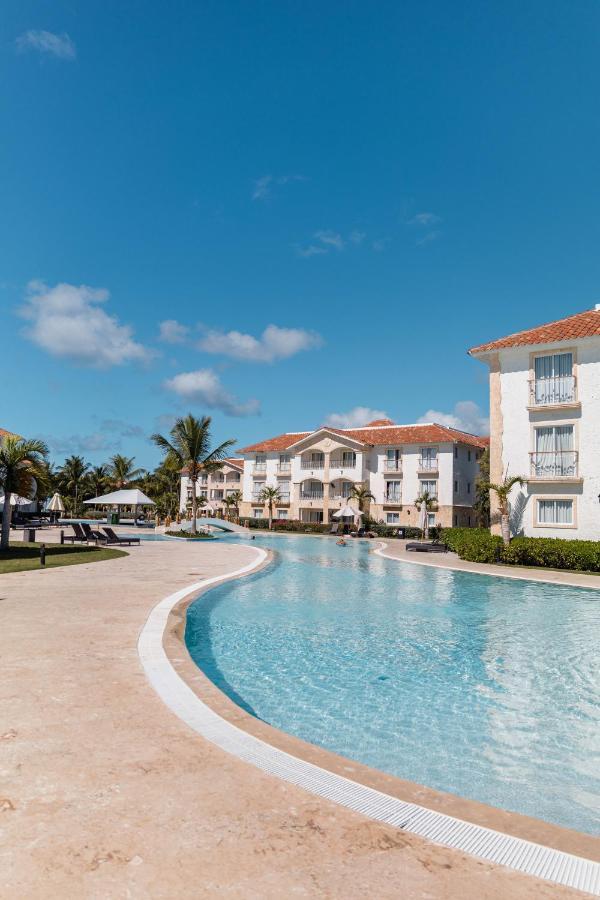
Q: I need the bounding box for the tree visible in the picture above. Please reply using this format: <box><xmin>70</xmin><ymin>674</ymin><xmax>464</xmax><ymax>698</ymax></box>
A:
<box><xmin>223</xmin><ymin>494</ymin><xmax>237</xmax><ymax>521</ymax></box>
<box><xmin>349</xmin><ymin>483</ymin><xmax>375</xmax><ymax>512</ymax></box>
<box><xmin>481</xmin><ymin>473</ymin><xmax>526</xmax><ymax>545</ymax></box>
<box><xmin>258</xmin><ymin>485</ymin><xmax>281</xmax><ymax>529</ymax></box>
<box><xmin>473</xmin><ymin>447</ymin><xmax>491</xmax><ymax>528</ymax></box>
<box><xmin>151</xmin><ymin>414</ymin><xmax>235</xmax><ymax>535</ymax></box>
<box><xmin>58</xmin><ymin>455</ymin><xmax>90</xmax><ymax>516</ymax></box>
<box><xmin>414</xmin><ymin>490</ymin><xmax>437</xmax><ymax>540</ymax></box>
<box><xmin>140</xmin><ymin>459</ymin><xmax>181</xmax><ymax>519</ymax></box>
<box><xmin>227</xmin><ymin>489</ymin><xmax>243</xmax><ymax>522</ymax></box>
<box><xmin>0</xmin><ymin>436</ymin><xmax>49</xmax><ymax>550</ymax></box>
<box><xmin>87</xmin><ymin>464</ymin><xmax>110</xmax><ymax>498</ymax></box>
<box><xmin>108</xmin><ymin>454</ymin><xmax>145</xmax><ymax>490</ymax></box>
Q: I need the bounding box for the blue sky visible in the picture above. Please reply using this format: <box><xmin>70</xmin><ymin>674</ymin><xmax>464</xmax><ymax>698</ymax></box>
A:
<box><xmin>2</xmin><ymin>1</ymin><xmax>600</xmax><ymax>467</ymax></box>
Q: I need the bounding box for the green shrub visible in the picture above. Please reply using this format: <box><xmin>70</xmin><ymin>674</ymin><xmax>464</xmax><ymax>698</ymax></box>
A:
<box><xmin>502</xmin><ymin>537</ymin><xmax>600</xmax><ymax>572</ymax></box>
<box><xmin>442</xmin><ymin>527</ymin><xmax>503</xmax><ymax>563</ymax></box>
<box><xmin>165</xmin><ymin>529</ymin><xmax>215</xmax><ymax>540</ymax></box>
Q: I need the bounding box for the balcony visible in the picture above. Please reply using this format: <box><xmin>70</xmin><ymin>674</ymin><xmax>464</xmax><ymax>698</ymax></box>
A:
<box><xmin>383</xmin><ymin>460</ymin><xmax>402</xmax><ymax>473</ymax></box>
<box><xmin>528</xmin><ymin>376</ymin><xmax>578</xmax><ymax>408</ymax></box>
<box><xmin>383</xmin><ymin>494</ymin><xmax>402</xmax><ymax>506</ymax></box>
<box><xmin>301</xmin><ymin>459</ymin><xmax>324</xmax><ymax>470</ymax></box>
<box><xmin>299</xmin><ymin>490</ymin><xmax>324</xmax><ymax>499</ymax></box>
<box><xmin>253</xmin><ymin>463</ymin><xmax>267</xmax><ymax>474</ymax></box>
<box><xmin>329</xmin><ymin>457</ymin><xmax>356</xmax><ymax>470</ymax></box>
<box><xmin>276</xmin><ymin>494</ymin><xmax>291</xmax><ymax>505</ymax></box>
<box><xmin>529</xmin><ymin>451</ymin><xmax>580</xmax><ymax>480</ymax></box>
<box><xmin>417</xmin><ymin>458</ymin><xmax>439</xmax><ymax>474</ymax></box>
<box><xmin>276</xmin><ymin>463</ymin><xmax>291</xmax><ymax>474</ymax></box>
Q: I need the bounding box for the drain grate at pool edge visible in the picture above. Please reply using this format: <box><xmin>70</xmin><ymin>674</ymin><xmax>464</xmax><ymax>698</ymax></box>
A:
<box><xmin>138</xmin><ymin>548</ymin><xmax>600</xmax><ymax>898</ymax></box>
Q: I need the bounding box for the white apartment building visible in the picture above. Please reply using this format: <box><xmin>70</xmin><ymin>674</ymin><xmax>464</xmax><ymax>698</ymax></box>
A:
<box><xmin>179</xmin><ymin>458</ymin><xmax>243</xmax><ymax>517</ymax></box>
<box><xmin>469</xmin><ymin>305</ymin><xmax>600</xmax><ymax>539</ymax></box>
<box><xmin>236</xmin><ymin>418</ymin><xmax>487</xmax><ymax>527</ymax></box>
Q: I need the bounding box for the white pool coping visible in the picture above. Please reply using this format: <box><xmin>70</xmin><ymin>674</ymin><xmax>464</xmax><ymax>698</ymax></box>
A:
<box><xmin>137</xmin><ymin>544</ymin><xmax>600</xmax><ymax>896</ymax></box>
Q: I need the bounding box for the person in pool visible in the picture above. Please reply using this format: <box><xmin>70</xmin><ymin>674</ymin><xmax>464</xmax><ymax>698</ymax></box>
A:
<box><xmin>336</xmin><ymin>538</ymin><xmax>347</xmax><ymax>546</ymax></box>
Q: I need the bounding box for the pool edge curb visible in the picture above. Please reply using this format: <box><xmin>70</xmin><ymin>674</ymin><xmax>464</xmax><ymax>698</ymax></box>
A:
<box><xmin>137</xmin><ymin>543</ymin><xmax>600</xmax><ymax>897</ymax></box>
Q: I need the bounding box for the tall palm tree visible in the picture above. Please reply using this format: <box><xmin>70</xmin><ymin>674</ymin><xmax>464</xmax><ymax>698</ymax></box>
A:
<box><xmin>259</xmin><ymin>485</ymin><xmax>281</xmax><ymax>530</ymax></box>
<box><xmin>0</xmin><ymin>436</ymin><xmax>49</xmax><ymax>549</ymax></box>
<box><xmin>58</xmin><ymin>455</ymin><xmax>90</xmax><ymax>517</ymax></box>
<box><xmin>227</xmin><ymin>488</ymin><xmax>243</xmax><ymax>523</ymax></box>
<box><xmin>108</xmin><ymin>454</ymin><xmax>145</xmax><ymax>490</ymax></box>
<box><xmin>151</xmin><ymin>414</ymin><xmax>235</xmax><ymax>535</ymax></box>
<box><xmin>223</xmin><ymin>494</ymin><xmax>237</xmax><ymax>521</ymax></box>
<box><xmin>414</xmin><ymin>490</ymin><xmax>437</xmax><ymax>539</ymax></box>
<box><xmin>87</xmin><ymin>464</ymin><xmax>110</xmax><ymax>498</ymax></box>
<box><xmin>349</xmin><ymin>483</ymin><xmax>375</xmax><ymax>512</ymax></box>
<box><xmin>481</xmin><ymin>473</ymin><xmax>525</xmax><ymax>545</ymax></box>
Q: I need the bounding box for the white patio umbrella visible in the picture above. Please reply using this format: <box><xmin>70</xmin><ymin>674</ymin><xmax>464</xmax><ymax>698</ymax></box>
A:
<box><xmin>46</xmin><ymin>492</ymin><xmax>65</xmax><ymax>513</ymax></box>
<box><xmin>333</xmin><ymin>503</ymin><xmax>363</xmax><ymax>520</ymax></box>
<box><xmin>420</xmin><ymin>500</ymin><xmax>428</xmax><ymax>537</ymax></box>
<box><xmin>0</xmin><ymin>494</ymin><xmax>32</xmax><ymax>507</ymax></box>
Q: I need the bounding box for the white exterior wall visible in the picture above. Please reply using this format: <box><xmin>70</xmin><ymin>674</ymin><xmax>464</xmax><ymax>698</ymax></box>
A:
<box><xmin>498</xmin><ymin>336</ymin><xmax>600</xmax><ymax>539</ymax></box>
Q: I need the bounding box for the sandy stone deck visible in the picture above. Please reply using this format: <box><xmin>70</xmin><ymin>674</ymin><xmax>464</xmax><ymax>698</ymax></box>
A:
<box><xmin>0</xmin><ymin>532</ymin><xmax>596</xmax><ymax>898</ymax></box>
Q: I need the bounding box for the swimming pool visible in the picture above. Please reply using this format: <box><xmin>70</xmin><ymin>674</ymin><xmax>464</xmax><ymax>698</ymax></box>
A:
<box><xmin>185</xmin><ymin>533</ymin><xmax>600</xmax><ymax>835</ymax></box>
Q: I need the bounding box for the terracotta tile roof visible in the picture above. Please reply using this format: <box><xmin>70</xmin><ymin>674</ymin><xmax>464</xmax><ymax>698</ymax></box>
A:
<box><xmin>240</xmin><ymin>424</ymin><xmax>488</xmax><ymax>453</ymax></box>
<box><xmin>181</xmin><ymin>457</ymin><xmax>244</xmax><ymax>475</ymax></box>
<box><xmin>0</xmin><ymin>427</ymin><xmax>18</xmax><ymax>440</ymax></box>
<box><xmin>469</xmin><ymin>307</ymin><xmax>600</xmax><ymax>354</ymax></box>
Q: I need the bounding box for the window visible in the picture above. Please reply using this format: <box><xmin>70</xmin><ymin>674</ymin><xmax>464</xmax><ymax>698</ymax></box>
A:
<box><xmin>386</xmin><ymin>512</ymin><xmax>400</xmax><ymax>524</ymax></box>
<box><xmin>454</xmin><ymin>514</ymin><xmax>458</xmax><ymax>526</ymax></box>
<box><xmin>533</xmin><ymin>352</ymin><xmax>574</xmax><ymax>405</ymax></box>
<box><xmin>454</xmin><ymin>480</ymin><xmax>458</xmax><ymax>493</ymax></box>
<box><xmin>427</xmin><ymin>512</ymin><xmax>436</xmax><ymax>528</ymax></box>
<box><xmin>278</xmin><ymin>454</ymin><xmax>291</xmax><ymax>471</ymax></box>
<box><xmin>385</xmin><ymin>480</ymin><xmax>401</xmax><ymax>501</ymax></box>
<box><xmin>533</xmin><ymin>426</ymin><xmax>576</xmax><ymax>477</ymax></box>
<box><xmin>252</xmin><ymin>508</ymin><xmax>263</xmax><ymax>518</ymax></box>
<box><xmin>386</xmin><ymin>448</ymin><xmax>401</xmax><ymax>470</ymax></box>
<box><xmin>255</xmin><ymin>454</ymin><xmax>267</xmax><ymax>471</ymax></box>
<box><xmin>454</xmin><ymin>445</ymin><xmax>458</xmax><ymax>459</ymax></box>
<box><xmin>537</xmin><ymin>499</ymin><xmax>573</xmax><ymax>526</ymax></box>
<box><xmin>468</xmin><ymin>450</ymin><xmax>472</xmax><ymax>462</ymax></box>
<box><xmin>420</xmin><ymin>447</ymin><xmax>438</xmax><ymax>470</ymax></box>
<box><xmin>467</xmin><ymin>482</ymin><xmax>471</xmax><ymax>494</ymax></box>
<box><xmin>419</xmin><ymin>479</ymin><xmax>437</xmax><ymax>498</ymax></box>
<box><xmin>277</xmin><ymin>509</ymin><xmax>288</xmax><ymax>519</ymax></box>
<box><xmin>251</xmin><ymin>480</ymin><xmax>265</xmax><ymax>500</ymax></box>
<box><xmin>341</xmin><ymin>450</ymin><xmax>356</xmax><ymax>467</ymax></box>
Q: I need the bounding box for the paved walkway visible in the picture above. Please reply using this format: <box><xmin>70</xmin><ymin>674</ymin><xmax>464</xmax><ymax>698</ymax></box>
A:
<box><xmin>0</xmin><ymin>536</ymin><xmax>594</xmax><ymax>898</ymax></box>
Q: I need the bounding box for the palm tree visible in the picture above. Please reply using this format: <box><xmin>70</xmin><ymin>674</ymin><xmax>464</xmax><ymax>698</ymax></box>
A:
<box><xmin>259</xmin><ymin>485</ymin><xmax>281</xmax><ymax>530</ymax></box>
<box><xmin>349</xmin><ymin>483</ymin><xmax>375</xmax><ymax>512</ymax></box>
<box><xmin>151</xmin><ymin>414</ymin><xmax>235</xmax><ymax>535</ymax></box>
<box><xmin>0</xmin><ymin>436</ymin><xmax>49</xmax><ymax>549</ymax></box>
<box><xmin>108</xmin><ymin>454</ymin><xmax>145</xmax><ymax>490</ymax></box>
<box><xmin>87</xmin><ymin>464</ymin><xmax>110</xmax><ymax>498</ymax></box>
<box><xmin>481</xmin><ymin>473</ymin><xmax>526</xmax><ymax>545</ymax></box>
<box><xmin>473</xmin><ymin>447</ymin><xmax>491</xmax><ymax>528</ymax></box>
<box><xmin>227</xmin><ymin>489</ymin><xmax>243</xmax><ymax>522</ymax></box>
<box><xmin>58</xmin><ymin>455</ymin><xmax>90</xmax><ymax>516</ymax></box>
<box><xmin>414</xmin><ymin>490</ymin><xmax>437</xmax><ymax>540</ymax></box>
<box><xmin>223</xmin><ymin>494</ymin><xmax>237</xmax><ymax>521</ymax></box>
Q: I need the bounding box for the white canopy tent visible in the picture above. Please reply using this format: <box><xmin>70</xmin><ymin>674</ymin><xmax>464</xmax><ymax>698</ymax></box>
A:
<box><xmin>0</xmin><ymin>494</ymin><xmax>34</xmax><ymax>508</ymax></box>
<box><xmin>332</xmin><ymin>504</ymin><xmax>363</xmax><ymax>520</ymax></box>
<box><xmin>84</xmin><ymin>489</ymin><xmax>155</xmax><ymax>523</ymax></box>
<box><xmin>46</xmin><ymin>492</ymin><xmax>65</xmax><ymax>513</ymax></box>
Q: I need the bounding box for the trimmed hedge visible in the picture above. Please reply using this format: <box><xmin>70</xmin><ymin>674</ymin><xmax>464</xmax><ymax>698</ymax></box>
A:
<box><xmin>442</xmin><ymin>528</ymin><xmax>600</xmax><ymax>572</ymax></box>
<box><xmin>244</xmin><ymin>518</ymin><xmax>423</xmax><ymax>538</ymax></box>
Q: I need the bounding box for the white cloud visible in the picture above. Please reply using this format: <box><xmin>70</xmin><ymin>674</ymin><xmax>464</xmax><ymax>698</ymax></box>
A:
<box><xmin>164</xmin><ymin>369</ymin><xmax>260</xmax><ymax>417</ymax></box>
<box><xmin>349</xmin><ymin>230</ymin><xmax>366</xmax><ymax>245</ymax></box>
<box><xmin>409</xmin><ymin>212</ymin><xmax>442</xmax><ymax>226</ymax></box>
<box><xmin>198</xmin><ymin>324</ymin><xmax>322</xmax><ymax>363</ymax></box>
<box><xmin>296</xmin><ymin>244</ymin><xmax>329</xmax><ymax>258</ymax></box>
<box><xmin>416</xmin><ymin>230</ymin><xmax>441</xmax><ymax>247</ymax></box>
<box><xmin>19</xmin><ymin>281</ymin><xmax>153</xmax><ymax>368</ymax></box>
<box><xmin>100</xmin><ymin>419</ymin><xmax>144</xmax><ymax>438</ymax></box>
<box><xmin>417</xmin><ymin>401</ymin><xmax>489</xmax><ymax>435</ymax></box>
<box><xmin>42</xmin><ymin>432</ymin><xmax>118</xmax><ymax>455</ymax></box>
<box><xmin>314</xmin><ymin>230</ymin><xmax>345</xmax><ymax>250</ymax></box>
<box><xmin>252</xmin><ymin>174</ymin><xmax>306</xmax><ymax>201</ymax></box>
<box><xmin>159</xmin><ymin>319</ymin><xmax>189</xmax><ymax>344</ymax></box>
<box><xmin>16</xmin><ymin>30</ymin><xmax>76</xmax><ymax>60</ymax></box>
<box><xmin>296</xmin><ymin>229</ymin><xmax>373</xmax><ymax>258</ymax></box>
<box><xmin>324</xmin><ymin>406</ymin><xmax>389</xmax><ymax>429</ymax></box>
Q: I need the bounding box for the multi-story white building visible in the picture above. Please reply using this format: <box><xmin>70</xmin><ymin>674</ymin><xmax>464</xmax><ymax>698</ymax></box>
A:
<box><xmin>179</xmin><ymin>458</ymin><xmax>244</xmax><ymax>517</ymax></box>
<box><xmin>236</xmin><ymin>419</ymin><xmax>487</xmax><ymax>527</ymax></box>
<box><xmin>469</xmin><ymin>305</ymin><xmax>600</xmax><ymax>539</ymax></box>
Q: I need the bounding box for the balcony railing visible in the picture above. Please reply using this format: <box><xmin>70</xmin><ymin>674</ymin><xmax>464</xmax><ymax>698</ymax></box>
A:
<box><xmin>301</xmin><ymin>459</ymin><xmax>324</xmax><ymax>469</ymax></box>
<box><xmin>529</xmin><ymin>376</ymin><xmax>577</xmax><ymax>407</ymax></box>
<box><xmin>300</xmin><ymin>490</ymin><xmax>324</xmax><ymax>499</ymax></box>
<box><xmin>383</xmin><ymin>460</ymin><xmax>402</xmax><ymax>472</ymax></box>
<box><xmin>253</xmin><ymin>463</ymin><xmax>267</xmax><ymax>473</ymax></box>
<box><xmin>329</xmin><ymin>458</ymin><xmax>356</xmax><ymax>469</ymax></box>
<box><xmin>330</xmin><ymin>493</ymin><xmax>353</xmax><ymax>501</ymax></box>
<box><xmin>276</xmin><ymin>494</ymin><xmax>291</xmax><ymax>505</ymax></box>
<box><xmin>276</xmin><ymin>463</ymin><xmax>291</xmax><ymax>473</ymax></box>
<box><xmin>418</xmin><ymin>458</ymin><xmax>438</xmax><ymax>471</ymax></box>
<box><xmin>383</xmin><ymin>494</ymin><xmax>402</xmax><ymax>504</ymax></box>
<box><xmin>530</xmin><ymin>451</ymin><xmax>578</xmax><ymax>478</ymax></box>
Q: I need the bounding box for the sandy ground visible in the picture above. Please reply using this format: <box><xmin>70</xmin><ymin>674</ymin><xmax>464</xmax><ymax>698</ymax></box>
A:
<box><xmin>0</xmin><ymin>530</ymin><xmax>595</xmax><ymax>898</ymax></box>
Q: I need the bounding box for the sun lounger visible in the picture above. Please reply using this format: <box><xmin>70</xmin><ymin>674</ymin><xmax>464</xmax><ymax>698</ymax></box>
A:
<box><xmin>81</xmin><ymin>522</ymin><xmax>109</xmax><ymax>544</ymax></box>
<box><xmin>102</xmin><ymin>527</ymin><xmax>140</xmax><ymax>546</ymax></box>
<box><xmin>63</xmin><ymin>522</ymin><xmax>89</xmax><ymax>543</ymax></box>
<box><xmin>406</xmin><ymin>541</ymin><xmax>448</xmax><ymax>553</ymax></box>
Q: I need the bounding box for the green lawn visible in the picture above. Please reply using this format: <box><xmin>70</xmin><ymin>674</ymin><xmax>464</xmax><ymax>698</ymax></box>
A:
<box><xmin>0</xmin><ymin>542</ymin><xmax>128</xmax><ymax>574</ymax></box>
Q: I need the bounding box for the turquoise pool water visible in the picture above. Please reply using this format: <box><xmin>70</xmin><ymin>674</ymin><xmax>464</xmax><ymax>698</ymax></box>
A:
<box><xmin>185</xmin><ymin>534</ymin><xmax>600</xmax><ymax>835</ymax></box>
